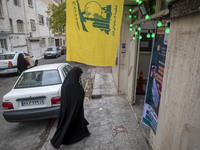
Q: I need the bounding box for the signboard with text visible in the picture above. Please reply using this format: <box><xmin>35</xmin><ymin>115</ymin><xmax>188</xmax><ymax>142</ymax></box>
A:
<box><xmin>142</xmin><ymin>20</ymin><xmax>170</xmax><ymax>134</ymax></box>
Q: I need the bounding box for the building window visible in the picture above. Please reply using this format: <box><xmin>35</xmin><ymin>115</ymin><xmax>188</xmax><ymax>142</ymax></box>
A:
<box><xmin>38</xmin><ymin>14</ymin><xmax>44</xmax><ymax>25</ymax></box>
<box><xmin>17</xmin><ymin>20</ymin><xmax>23</xmax><ymax>33</ymax></box>
<box><xmin>40</xmin><ymin>38</ymin><xmax>46</xmax><ymax>48</ymax></box>
<box><xmin>14</xmin><ymin>0</ymin><xmax>21</xmax><ymax>6</ymax></box>
<box><xmin>46</xmin><ymin>17</ymin><xmax>49</xmax><ymax>26</ymax></box>
<box><xmin>9</xmin><ymin>19</ymin><xmax>13</xmax><ymax>33</ymax></box>
<box><xmin>28</xmin><ymin>0</ymin><xmax>33</xmax><ymax>7</ymax></box>
<box><xmin>30</xmin><ymin>19</ymin><xmax>36</xmax><ymax>31</ymax></box>
<box><xmin>0</xmin><ymin>0</ymin><xmax>3</xmax><ymax>17</ymax></box>
<box><xmin>0</xmin><ymin>39</ymin><xmax>8</xmax><ymax>50</ymax></box>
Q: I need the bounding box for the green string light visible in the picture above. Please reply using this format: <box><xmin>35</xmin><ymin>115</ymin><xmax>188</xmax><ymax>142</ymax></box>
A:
<box><xmin>129</xmin><ymin>9</ymin><xmax>132</xmax><ymax>12</ymax></box>
<box><xmin>134</xmin><ymin>15</ymin><xmax>137</xmax><ymax>19</ymax></box>
<box><xmin>147</xmin><ymin>33</ymin><xmax>151</xmax><ymax>38</ymax></box>
<box><xmin>136</xmin><ymin>0</ymin><xmax>139</xmax><ymax>2</ymax></box>
<box><xmin>152</xmin><ymin>5</ymin><xmax>156</xmax><ymax>11</ymax></box>
<box><xmin>145</xmin><ymin>15</ymin><xmax>150</xmax><ymax>20</ymax></box>
<box><xmin>130</xmin><ymin>28</ymin><xmax>133</xmax><ymax>31</ymax></box>
<box><xmin>157</xmin><ymin>21</ymin><xmax>162</xmax><ymax>27</ymax></box>
<box><xmin>139</xmin><ymin>35</ymin><xmax>142</xmax><ymax>39</ymax></box>
<box><xmin>133</xmin><ymin>37</ymin><xmax>136</xmax><ymax>40</ymax></box>
<box><xmin>129</xmin><ymin>15</ymin><xmax>132</xmax><ymax>18</ymax></box>
<box><xmin>138</xmin><ymin>0</ymin><xmax>142</xmax><ymax>4</ymax></box>
<box><xmin>138</xmin><ymin>27</ymin><xmax>141</xmax><ymax>31</ymax></box>
<box><xmin>165</xmin><ymin>28</ymin><xmax>170</xmax><ymax>34</ymax></box>
<box><xmin>130</xmin><ymin>24</ymin><xmax>133</xmax><ymax>27</ymax></box>
<box><xmin>135</xmin><ymin>32</ymin><xmax>138</xmax><ymax>35</ymax></box>
<box><xmin>151</xmin><ymin>33</ymin><xmax>155</xmax><ymax>38</ymax></box>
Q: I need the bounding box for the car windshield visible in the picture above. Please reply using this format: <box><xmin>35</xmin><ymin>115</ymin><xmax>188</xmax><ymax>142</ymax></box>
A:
<box><xmin>0</xmin><ymin>54</ymin><xmax>15</xmax><ymax>60</ymax></box>
<box><xmin>46</xmin><ymin>48</ymin><xmax>57</xmax><ymax>51</ymax></box>
<box><xmin>15</xmin><ymin>70</ymin><xmax>61</xmax><ymax>88</ymax></box>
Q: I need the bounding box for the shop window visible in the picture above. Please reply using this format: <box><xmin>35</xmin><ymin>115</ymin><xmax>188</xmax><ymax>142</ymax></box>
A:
<box><xmin>38</xmin><ymin>14</ymin><xmax>44</xmax><ymax>25</ymax></box>
<box><xmin>17</xmin><ymin>20</ymin><xmax>23</xmax><ymax>33</ymax></box>
<box><xmin>30</xmin><ymin>19</ymin><xmax>36</xmax><ymax>31</ymax></box>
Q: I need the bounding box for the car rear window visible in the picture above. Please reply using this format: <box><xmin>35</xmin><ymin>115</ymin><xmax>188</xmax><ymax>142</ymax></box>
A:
<box><xmin>15</xmin><ymin>70</ymin><xmax>61</xmax><ymax>88</ymax></box>
<box><xmin>0</xmin><ymin>54</ymin><xmax>15</xmax><ymax>60</ymax></box>
<box><xmin>46</xmin><ymin>48</ymin><xmax>57</xmax><ymax>51</ymax></box>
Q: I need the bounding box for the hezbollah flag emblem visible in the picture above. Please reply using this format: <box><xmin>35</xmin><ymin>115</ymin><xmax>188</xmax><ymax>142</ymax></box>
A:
<box><xmin>67</xmin><ymin>0</ymin><xmax>124</xmax><ymax>66</ymax></box>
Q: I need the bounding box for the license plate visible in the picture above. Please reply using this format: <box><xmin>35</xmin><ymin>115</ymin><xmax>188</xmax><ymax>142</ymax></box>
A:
<box><xmin>21</xmin><ymin>100</ymin><xmax>44</xmax><ymax>106</ymax></box>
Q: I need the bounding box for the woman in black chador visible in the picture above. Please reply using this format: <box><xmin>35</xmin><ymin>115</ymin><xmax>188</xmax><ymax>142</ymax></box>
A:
<box><xmin>17</xmin><ymin>53</ymin><xmax>29</xmax><ymax>74</ymax></box>
<box><xmin>51</xmin><ymin>67</ymin><xmax>90</xmax><ymax>149</ymax></box>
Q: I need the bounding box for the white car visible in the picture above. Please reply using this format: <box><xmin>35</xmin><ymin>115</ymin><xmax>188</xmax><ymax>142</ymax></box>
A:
<box><xmin>0</xmin><ymin>51</ymin><xmax>38</xmax><ymax>75</ymax></box>
<box><xmin>2</xmin><ymin>63</ymin><xmax>72</xmax><ymax>122</ymax></box>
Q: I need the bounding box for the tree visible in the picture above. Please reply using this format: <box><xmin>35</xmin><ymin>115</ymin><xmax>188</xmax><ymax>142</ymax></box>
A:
<box><xmin>46</xmin><ymin>2</ymin><xmax>66</xmax><ymax>35</ymax></box>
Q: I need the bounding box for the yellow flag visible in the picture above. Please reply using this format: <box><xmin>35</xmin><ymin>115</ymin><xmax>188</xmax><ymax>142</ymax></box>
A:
<box><xmin>67</xmin><ymin>0</ymin><xmax>124</xmax><ymax>66</ymax></box>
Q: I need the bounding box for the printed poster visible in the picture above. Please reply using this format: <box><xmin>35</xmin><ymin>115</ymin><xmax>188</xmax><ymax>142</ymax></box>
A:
<box><xmin>142</xmin><ymin>20</ymin><xmax>170</xmax><ymax>134</ymax></box>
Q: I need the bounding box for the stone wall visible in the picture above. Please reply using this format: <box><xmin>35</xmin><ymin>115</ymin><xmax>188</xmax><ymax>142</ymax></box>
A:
<box><xmin>154</xmin><ymin>13</ymin><xmax>200</xmax><ymax>150</ymax></box>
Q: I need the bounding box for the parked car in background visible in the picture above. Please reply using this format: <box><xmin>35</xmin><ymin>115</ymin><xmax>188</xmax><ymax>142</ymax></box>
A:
<box><xmin>44</xmin><ymin>47</ymin><xmax>61</xmax><ymax>58</ymax></box>
<box><xmin>0</xmin><ymin>51</ymin><xmax>38</xmax><ymax>75</ymax></box>
<box><xmin>2</xmin><ymin>63</ymin><xmax>72</xmax><ymax>122</ymax></box>
<box><xmin>59</xmin><ymin>46</ymin><xmax>66</xmax><ymax>55</ymax></box>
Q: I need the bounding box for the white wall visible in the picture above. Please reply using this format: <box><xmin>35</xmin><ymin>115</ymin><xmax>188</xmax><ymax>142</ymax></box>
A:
<box><xmin>154</xmin><ymin>13</ymin><xmax>200</xmax><ymax>150</ymax></box>
<box><xmin>0</xmin><ymin>1</ymin><xmax>10</xmax><ymax>32</ymax></box>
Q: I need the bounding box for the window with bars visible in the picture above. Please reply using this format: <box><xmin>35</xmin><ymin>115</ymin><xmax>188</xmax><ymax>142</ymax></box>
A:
<box><xmin>38</xmin><ymin>14</ymin><xmax>44</xmax><ymax>25</ymax></box>
<box><xmin>17</xmin><ymin>20</ymin><xmax>23</xmax><ymax>33</ymax></box>
<box><xmin>0</xmin><ymin>39</ymin><xmax>8</xmax><ymax>50</ymax></box>
<box><xmin>40</xmin><ymin>38</ymin><xmax>46</xmax><ymax>48</ymax></box>
<box><xmin>28</xmin><ymin>0</ymin><xmax>33</xmax><ymax>7</ymax></box>
<box><xmin>14</xmin><ymin>0</ymin><xmax>21</xmax><ymax>6</ymax></box>
<box><xmin>0</xmin><ymin>0</ymin><xmax>3</xmax><ymax>17</ymax></box>
<box><xmin>30</xmin><ymin>19</ymin><xmax>36</xmax><ymax>31</ymax></box>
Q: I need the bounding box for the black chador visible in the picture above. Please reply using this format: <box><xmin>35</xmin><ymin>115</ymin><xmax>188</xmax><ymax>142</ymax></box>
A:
<box><xmin>17</xmin><ymin>53</ymin><xmax>29</xmax><ymax>74</ymax></box>
<box><xmin>51</xmin><ymin>67</ymin><xmax>90</xmax><ymax>149</ymax></box>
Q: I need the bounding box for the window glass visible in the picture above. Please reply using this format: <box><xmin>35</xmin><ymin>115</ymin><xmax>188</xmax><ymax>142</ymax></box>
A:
<box><xmin>0</xmin><ymin>0</ymin><xmax>3</xmax><ymax>17</ymax></box>
<box><xmin>17</xmin><ymin>20</ymin><xmax>23</xmax><ymax>33</ymax></box>
<box><xmin>14</xmin><ymin>0</ymin><xmax>21</xmax><ymax>6</ymax></box>
<box><xmin>0</xmin><ymin>54</ymin><xmax>15</xmax><ymax>60</ymax></box>
<box><xmin>66</xmin><ymin>65</ymin><xmax>72</xmax><ymax>71</ymax></box>
<box><xmin>24</xmin><ymin>53</ymin><xmax>29</xmax><ymax>56</ymax></box>
<box><xmin>30</xmin><ymin>19</ymin><xmax>36</xmax><ymax>31</ymax></box>
<box><xmin>0</xmin><ymin>39</ymin><xmax>8</xmax><ymax>50</ymax></box>
<box><xmin>38</xmin><ymin>14</ymin><xmax>44</xmax><ymax>25</ymax></box>
<box><xmin>15</xmin><ymin>70</ymin><xmax>61</xmax><ymax>88</ymax></box>
<box><xmin>28</xmin><ymin>0</ymin><xmax>33</xmax><ymax>7</ymax></box>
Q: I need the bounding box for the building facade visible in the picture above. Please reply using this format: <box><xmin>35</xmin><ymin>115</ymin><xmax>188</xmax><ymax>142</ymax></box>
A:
<box><xmin>113</xmin><ymin>0</ymin><xmax>200</xmax><ymax>149</ymax></box>
<box><xmin>0</xmin><ymin>0</ymin><xmax>64</xmax><ymax>57</ymax></box>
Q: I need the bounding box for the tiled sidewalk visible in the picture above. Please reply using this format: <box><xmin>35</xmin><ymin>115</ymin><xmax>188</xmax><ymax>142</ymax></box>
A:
<box><xmin>41</xmin><ymin>73</ymin><xmax>149</xmax><ymax>150</ymax></box>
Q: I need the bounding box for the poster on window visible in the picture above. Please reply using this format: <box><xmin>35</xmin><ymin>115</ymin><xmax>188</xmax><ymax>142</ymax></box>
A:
<box><xmin>141</xmin><ymin>20</ymin><xmax>170</xmax><ymax>134</ymax></box>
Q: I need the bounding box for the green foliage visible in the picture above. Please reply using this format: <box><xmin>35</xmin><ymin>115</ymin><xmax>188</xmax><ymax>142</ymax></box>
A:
<box><xmin>46</xmin><ymin>2</ymin><xmax>66</xmax><ymax>35</ymax></box>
